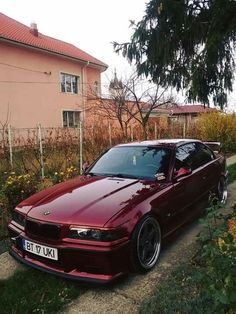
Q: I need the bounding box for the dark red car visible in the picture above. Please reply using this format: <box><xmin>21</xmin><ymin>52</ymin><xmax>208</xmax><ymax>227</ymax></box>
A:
<box><xmin>8</xmin><ymin>139</ymin><xmax>227</xmax><ymax>283</ymax></box>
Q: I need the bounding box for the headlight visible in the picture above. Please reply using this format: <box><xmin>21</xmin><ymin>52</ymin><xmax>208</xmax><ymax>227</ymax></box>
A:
<box><xmin>12</xmin><ymin>210</ymin><xmax>25</xmax><ymax>227</ymax></box>
<box><xmin>69</xmin><ymin>227</ymin><xmax>121</xmax><ymax>241</ymax></box>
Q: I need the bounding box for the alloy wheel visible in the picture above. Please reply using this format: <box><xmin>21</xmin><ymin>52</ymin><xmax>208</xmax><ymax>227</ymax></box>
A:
<box><xmin>136</xmin><ymin>216</ymin><xmax>161</xmax><ymax>269</ymax></box>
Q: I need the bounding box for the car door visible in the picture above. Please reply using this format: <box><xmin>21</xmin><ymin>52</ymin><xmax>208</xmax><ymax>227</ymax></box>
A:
<box><xmin>169</xmin><ymin>143</ymin><xmax>203</xmax><ymax>231</ymax></box>
<box><xmin>151</xmin><ymin>143</ymin><xmax>199</xmax><ymax>236</ymax></box>
<box><xmin>170</xmin><ymin>142</ymin><xmax>222</xmax><ymax>231</ymax></box>
<box><xmin>193</xmin><ymin>143</ymin><xmax>221</xmax><ymax>196</ymax></box>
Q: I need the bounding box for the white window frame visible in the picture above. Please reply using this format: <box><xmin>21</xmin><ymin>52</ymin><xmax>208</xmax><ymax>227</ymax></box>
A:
<box><xmin>60</xmin><ymin>72</ymin><xmax>80</xmax><ymax>94</ymax></box>
<box><xmin>62</xmin><ymin>110</ymin><xmax>81</xmax><ymax>128</ymax></box>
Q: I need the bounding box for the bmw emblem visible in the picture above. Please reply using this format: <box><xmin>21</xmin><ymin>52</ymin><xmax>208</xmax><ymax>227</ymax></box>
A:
<box><xmin>43</xmin><ymin>210</ymin><xmax>51</xmax><ymax>216</ymax></box>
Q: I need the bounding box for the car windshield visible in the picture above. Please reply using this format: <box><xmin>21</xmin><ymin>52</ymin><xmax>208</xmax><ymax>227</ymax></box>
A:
<box><xmin>87</xmin><ymin>146</ymin><xmax>171</xmax><ymax>180</ymax></box>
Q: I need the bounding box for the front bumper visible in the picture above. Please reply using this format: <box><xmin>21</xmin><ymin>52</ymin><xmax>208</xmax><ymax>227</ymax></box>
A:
<box><xmin>8</xmin><ymin>222</ymin><xmax>130</xmax><ymax>283</ymax></box>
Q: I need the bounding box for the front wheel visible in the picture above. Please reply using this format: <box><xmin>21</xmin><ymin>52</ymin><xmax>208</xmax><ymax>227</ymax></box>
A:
<box><xmin>130</xmin><ymin>215</ymin><xmax>161</xmax><ymax>272</ymax></box>
<box><xmin>217</xmin><ymin>176</ymin><xmax>228</xmax><ymax>205</ymax></box>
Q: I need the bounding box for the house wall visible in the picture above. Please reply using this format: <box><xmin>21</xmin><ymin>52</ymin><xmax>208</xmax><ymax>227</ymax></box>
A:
<box><xmin>0</xmin><ymin>41</ymin><xmax>102</xmax><ymax>128</ymax></box>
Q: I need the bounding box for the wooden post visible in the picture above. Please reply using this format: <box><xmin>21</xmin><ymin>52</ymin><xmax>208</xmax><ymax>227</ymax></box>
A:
<box><xmin>130</xmin><ymin>125</ymin><xmax>134</xmax><ymax>142</ymax></box>
<box><xmin>38</xmin><ymin>124</ymin><xmax>45</xmax><ymax>179</ymax></box>
<box><xmin>154</xmin><ymin>122</ymin><xmax>157</xmax><ymax>139</ymax></box>
<box><xmin>79</xmin><ymin>121</ymin><xmax>83</xmax><ymax>174</ymax></box>
<box><xmin>183</xmin><ymin>121</ymin><xmax>186</xmax><ymax>138</ymax></box>
<box><xmin>8</xmin><ymin>124</ymin><xmax>13</xmax><ymax>168</ymax></box>
<box><xmin>108</xmin><ymin>123</ymin><xmax>112</xmax><ymax>146</ymax></box>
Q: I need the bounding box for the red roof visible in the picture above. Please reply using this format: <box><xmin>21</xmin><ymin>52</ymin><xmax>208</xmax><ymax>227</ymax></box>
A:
<box><xmin>0</xmin><ymin>12</ymin><xmax>108</xmax><ymax>69</ymax></box>
<box><xmin>171</xmin><ymin>105</ymin><xmax>217</xmax><ymax>115</ymax></box>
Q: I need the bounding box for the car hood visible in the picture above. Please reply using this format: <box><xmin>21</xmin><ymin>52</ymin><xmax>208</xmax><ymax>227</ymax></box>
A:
<box><xmin>17</xmin><ymin>176</ymin><xmax>165</xmax><ymax>228</ymax></box>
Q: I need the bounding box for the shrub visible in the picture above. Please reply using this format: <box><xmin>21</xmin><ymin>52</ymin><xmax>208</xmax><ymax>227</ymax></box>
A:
<box><xmin>0</xmin><ymin>191</ymin><xmax>9</xmax><ymax>239</ymax></box>
<box><xmin>197</xmin><ymin>112</ymin><xmax>236</xmax><ymax>152</ymax></box>
<box><xmin>140</xmin><ymin>200</ymin><xmax>236</xmax><ymax>313</ymax></box>
<box><xmin>3</xmin><ymin>173</ymin><xmax>37</xmax><ymax>211</ymax></box>
<box><xmin>195</xmin><ymin>200</ymin><xmax>236</xmax><ymax>312</ymax></box>
<box><xmin>228</xmin><ymin>163</ymin><xmax>236</xmax><ymax>184</ymax></box>
<box><xmin>37</xmin><ymin>177</ymin><xmax>54</xmax><ymax>191</ymax></box>
<box><xmin>52</xmin><ymin>166</ymin><xmax>79</xmax><ymax>184</ymax></box>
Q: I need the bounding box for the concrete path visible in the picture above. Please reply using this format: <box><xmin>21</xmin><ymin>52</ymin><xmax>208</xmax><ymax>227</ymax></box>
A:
<box><xmin>227</xmin><ymin>154</ymin><xmax>236</xmax><ymax>166</ymax></box>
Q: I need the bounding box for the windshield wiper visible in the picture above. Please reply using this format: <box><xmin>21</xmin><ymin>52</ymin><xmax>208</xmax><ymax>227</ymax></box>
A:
<box><xmin>86</xmin><ymin>172</ymin><xmax>98</xmax><ymax>177</ymax></box>
<box><xmin>107</xmin><ymin>173</ymin><xmax>140</xmax><ymax>179</ymax></box>
<box><xmin>86</xmin><ymin>172</ymin><xmax>111</xmax><ymax>177</ymax></box>
<box><xmin>86</xmin><ymin>172</ymin><xmax>140</xmax><ymax>179</ymax></box>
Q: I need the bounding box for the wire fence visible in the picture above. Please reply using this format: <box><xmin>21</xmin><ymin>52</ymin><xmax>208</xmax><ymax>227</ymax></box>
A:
<box><xmin>0</xmin><ymin>121</ymin><xmax>199</xmax><ymax>178</ymax></box>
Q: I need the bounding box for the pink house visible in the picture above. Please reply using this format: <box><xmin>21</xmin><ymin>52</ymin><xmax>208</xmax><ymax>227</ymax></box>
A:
<box><xmin>0</xmin><ymin>13</ymin><xmax>107</xmax><ymax>128</ymax></box>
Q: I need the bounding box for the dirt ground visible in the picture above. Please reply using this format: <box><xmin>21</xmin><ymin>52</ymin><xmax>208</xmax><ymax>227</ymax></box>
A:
<box><xmin>1</xmin><ymin>156</ymin><xmax>235</xmax><ymax>313</ymax></box>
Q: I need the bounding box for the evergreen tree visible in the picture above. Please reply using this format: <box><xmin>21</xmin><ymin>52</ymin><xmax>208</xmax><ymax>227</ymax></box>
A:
<box><xmin>114</xmin><ymin>0</ymin><xmax>236</xmax><ymax>108</ymax></box>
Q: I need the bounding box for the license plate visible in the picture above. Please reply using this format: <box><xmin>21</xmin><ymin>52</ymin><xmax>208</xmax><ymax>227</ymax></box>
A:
<box><xmin>22</xmin><ymin>239</ymin><xmax>58</xmax><ymax>261</ymax></box>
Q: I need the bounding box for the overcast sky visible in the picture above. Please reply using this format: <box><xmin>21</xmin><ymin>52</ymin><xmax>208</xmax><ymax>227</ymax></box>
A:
<box><xmin>0</xmin><ymin>0</ymin><xmax>147</xmax><ymax>87</ymax></box>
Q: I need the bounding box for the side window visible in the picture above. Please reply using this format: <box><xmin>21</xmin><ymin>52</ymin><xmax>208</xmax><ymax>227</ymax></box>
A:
<box><xmin>192</xmin><ymin>143</ymin><xmax>215</xmax><ymax>169</ymax></box>
<box><xmin>175</xmin><ymin>142</ymin><xmax>215</xmax><ymax>172</ymax></box>
<box><xmin>175</xmin><ymin>143</ymin><xmax>197</xmax><ymax>170</ymax></box>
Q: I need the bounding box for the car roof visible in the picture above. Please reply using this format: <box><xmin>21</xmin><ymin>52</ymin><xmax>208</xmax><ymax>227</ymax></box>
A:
<box><xmin>115</xmin><ymin>139</ymin><xmax>202</xmax><ymax>148</ymax></box>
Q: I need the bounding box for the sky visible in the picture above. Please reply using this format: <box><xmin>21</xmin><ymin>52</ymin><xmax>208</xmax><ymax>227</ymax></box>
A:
<box><xmin>0</xmin><ymin>0</ymin><xmax>147</xmax><ymax>88</ymax></box>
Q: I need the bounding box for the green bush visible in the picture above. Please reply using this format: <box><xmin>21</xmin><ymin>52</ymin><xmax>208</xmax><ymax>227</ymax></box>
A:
<box><xmin>195</xmin><ymin>199</ymin><xmax>236</xmax><ymax>312</ymax></box>
<box><xmin>228</xmin><ymin>163</ymin><xmax>236</xmax><ymax>184</ymax></box>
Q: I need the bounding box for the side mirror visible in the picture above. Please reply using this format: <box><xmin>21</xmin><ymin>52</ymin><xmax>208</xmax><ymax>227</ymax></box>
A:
<box><xmin>175</xmin><ymin>167</ymin><xmax>192</xmax><ymax>180</ymax></box>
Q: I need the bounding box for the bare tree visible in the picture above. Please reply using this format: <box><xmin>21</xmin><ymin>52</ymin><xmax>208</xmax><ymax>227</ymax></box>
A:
<box><xmin>87</xmin><ymin>72</ymin><xmax>175</xmax><ymax>140</ymax></box>
<box><xmin>121</xmin><ymin>74</ymin><xmax>174</xmax><ymax>140</ymax></box>
<box><xmin>87</xmin><ymin>73</ymin><xmax>136</xmax><ymax>139</ymax></box>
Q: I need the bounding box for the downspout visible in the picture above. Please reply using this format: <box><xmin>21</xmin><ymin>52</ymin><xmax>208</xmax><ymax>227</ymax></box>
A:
<box><xmin>81</xmin><ymin>61</ymin><xmax>90</xmax><ymax>123</ymax></box>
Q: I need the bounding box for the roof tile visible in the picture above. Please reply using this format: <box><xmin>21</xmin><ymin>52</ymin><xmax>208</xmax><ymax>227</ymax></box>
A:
<box><xmin>171</xmin><ymin>105</ymin><xmax>217</xmax><ymax>114</ymax></box>
<box><xmin>0</xmin><ymin>12</ymin><xmax>107</xmax><ymax>69</ymax></box>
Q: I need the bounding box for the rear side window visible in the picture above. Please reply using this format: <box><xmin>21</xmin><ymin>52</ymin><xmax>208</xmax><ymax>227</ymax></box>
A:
<box><xmin>175</xmin><ymin>142</ymin><xmax>214</xmax><ymax>171</ymax></box>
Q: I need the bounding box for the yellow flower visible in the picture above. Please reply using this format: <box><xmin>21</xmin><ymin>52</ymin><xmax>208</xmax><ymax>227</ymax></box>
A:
<box><xmin>228</xmin><ymin>218</ymin><xmax>236</xmax><ymax>243</ymax></box>
<box><xmin>218</xmin><ymin>218</ymin><xmax>236</xmax><ymax>256</ymax></box>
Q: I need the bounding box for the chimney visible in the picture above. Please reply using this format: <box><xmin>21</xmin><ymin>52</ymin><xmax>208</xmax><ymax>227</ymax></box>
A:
<box><xmin>30</xmin><ymin>22</ymin><xmax>38</xmax><ymax>37</ymax></box>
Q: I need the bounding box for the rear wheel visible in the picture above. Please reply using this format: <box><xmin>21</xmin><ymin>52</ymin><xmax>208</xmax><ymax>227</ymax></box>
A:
<box><xmin>130</xmin><ymin>215</ymin><xmax>161</xmax><ymax>272</ymax></box>
<box><xmin>217</xmin><ymin>176</ymin><xmax>227</xmax><ymax>205</ymax></box>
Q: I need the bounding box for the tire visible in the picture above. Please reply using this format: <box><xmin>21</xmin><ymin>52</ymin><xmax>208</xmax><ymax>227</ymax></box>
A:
<box><xmin>130</xmin><ymin>215</ymin><xmax>161</xmax><ymax>272</ymax></box>
<box><xmin>217</xmin><ymin>176</ymin><xmax>228</xmax><ymax>205</ymax></box>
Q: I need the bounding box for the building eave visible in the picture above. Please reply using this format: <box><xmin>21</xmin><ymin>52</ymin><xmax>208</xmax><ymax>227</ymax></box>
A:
<box><xmin>0</xmin><ymin>37</ymin><xmax>108</xmax><ymax>72</ymax></box>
